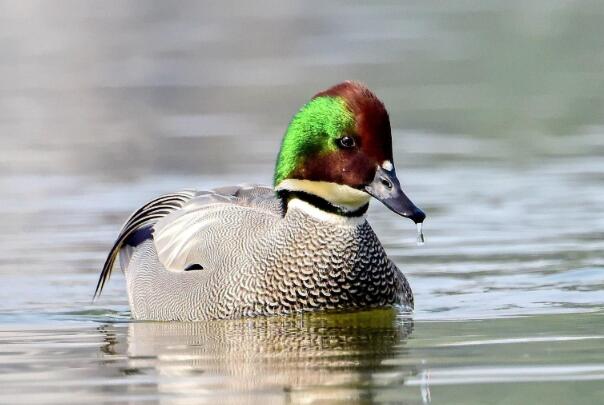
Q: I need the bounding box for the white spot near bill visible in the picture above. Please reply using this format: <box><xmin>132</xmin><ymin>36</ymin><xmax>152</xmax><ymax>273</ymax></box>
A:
<box><xmin>382</xmin><ymin>160</ymin><xmax>393</xmax><ymax>171</ymax></box>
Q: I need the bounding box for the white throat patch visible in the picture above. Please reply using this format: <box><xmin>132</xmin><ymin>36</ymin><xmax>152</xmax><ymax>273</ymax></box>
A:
<box><xmin>275</xmin><ymin>179</ymin><xmax>370</xmax><ymax>211</ymax></box>
<box><xmin>287</xmin><ymin>198</ymin><xmax>367</xmax><ymax>226</ymax></box>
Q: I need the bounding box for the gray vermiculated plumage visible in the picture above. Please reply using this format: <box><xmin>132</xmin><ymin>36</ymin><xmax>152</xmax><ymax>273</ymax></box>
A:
<box><xmin>101</xmin><ymin>185</ymin><xmax>413</xmax><ymax>321</ymax></box>
<box><xmin>94</xmin><ymin>190</ymin><xmax>197</xmax><ymax>299</ymax></box>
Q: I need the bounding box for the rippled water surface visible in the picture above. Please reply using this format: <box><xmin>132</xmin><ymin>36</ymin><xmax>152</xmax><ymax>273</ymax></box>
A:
<box><xmin>1</xmin><ymin>1</ymin><xmax>604</xmax><ymax>404</ymax></box>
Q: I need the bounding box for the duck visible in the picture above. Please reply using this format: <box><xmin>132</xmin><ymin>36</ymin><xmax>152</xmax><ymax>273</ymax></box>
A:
<box><xmin>94</xmin><ymin>81</ymin><xmax>426</xmax><ymax>321</ymax></box>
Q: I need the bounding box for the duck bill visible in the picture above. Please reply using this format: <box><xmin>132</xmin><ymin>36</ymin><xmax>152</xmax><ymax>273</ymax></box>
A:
<box><xmin>364</xmin><ymin>166</ymin><xmax>426</xmax><ymax>224</ymax></box>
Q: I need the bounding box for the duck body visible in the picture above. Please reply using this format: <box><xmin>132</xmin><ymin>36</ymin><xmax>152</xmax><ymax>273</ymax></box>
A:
<box><xmin>122</xmin><ymin>185</ymin><xmax>411</xmax><ymax>320</ymax></box>
<box><xmin>96</xmin><ymin>81</ymin><xmax>424</xmax><ymax>321</ymax></box>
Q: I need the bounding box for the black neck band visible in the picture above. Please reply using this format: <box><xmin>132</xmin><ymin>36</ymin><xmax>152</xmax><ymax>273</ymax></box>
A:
<box><xmin>277</xmin><ymin>190</ymin><xmax>369</xmax><ymax>217</ymax></box>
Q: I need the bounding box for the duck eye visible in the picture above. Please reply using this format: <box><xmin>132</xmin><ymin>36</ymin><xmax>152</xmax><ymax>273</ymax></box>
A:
<box><xmin>338</xmin><ymin>136</ymin><xmax>356</xmax><ymax>149</ymax></box>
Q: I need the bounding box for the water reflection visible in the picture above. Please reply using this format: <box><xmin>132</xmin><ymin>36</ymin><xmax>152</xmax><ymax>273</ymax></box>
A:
<box><xmin>98</xmin><ymin>309</ymin><xmax>415</xmax><ymax>403</ymax></box>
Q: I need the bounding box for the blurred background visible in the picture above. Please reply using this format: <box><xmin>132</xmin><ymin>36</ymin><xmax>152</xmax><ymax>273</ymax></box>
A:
<box><xmin>1</xmin><ymin>1</ymin><xmax>603</xmax><ymax>404</ymax></box>
<box><xmin>3</xmin><ymin>0</ymin><xmax>604</xmax><ymax>176</ymax></box>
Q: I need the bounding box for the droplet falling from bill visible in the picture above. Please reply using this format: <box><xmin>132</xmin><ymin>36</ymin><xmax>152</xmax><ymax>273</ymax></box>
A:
<box><xmin>416</xmin><ymin>222</ymin><xmax>425</xmax><ymax>246</ymax></box>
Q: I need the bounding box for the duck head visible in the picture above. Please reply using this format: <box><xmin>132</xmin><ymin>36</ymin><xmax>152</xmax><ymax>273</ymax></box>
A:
<box><xmin>274</xmin><ymin>81</ymin><xmax>426</xmax><ymax>224</ymax></box>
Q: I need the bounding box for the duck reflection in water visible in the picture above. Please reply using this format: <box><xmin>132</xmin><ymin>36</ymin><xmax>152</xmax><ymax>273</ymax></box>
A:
<box><xmin>98</xmin><ymin>309</ymin><xmax>417</xmax><ymax>404</ymax></box>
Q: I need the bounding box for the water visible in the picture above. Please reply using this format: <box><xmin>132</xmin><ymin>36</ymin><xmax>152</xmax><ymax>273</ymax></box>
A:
<box><xmin>1</xmin><ymin>1</ymin><xmax>604</xmax><ymax>404</ymax></box>
<box><xmin>416</xmin><ymin>223</ymin><xmax>425</xmax><ymax>246</ymax></box>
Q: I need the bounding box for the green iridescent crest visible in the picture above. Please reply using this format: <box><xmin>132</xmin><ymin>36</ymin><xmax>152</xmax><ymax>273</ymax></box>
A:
<box><xmin>274</xmin><ymin>96</ymin><xmax>354</xmax><ymax>186</ymax></box>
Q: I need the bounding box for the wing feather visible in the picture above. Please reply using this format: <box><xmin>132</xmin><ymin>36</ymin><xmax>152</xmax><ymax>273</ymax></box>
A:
<box><xmin>153</xmin><ymin>185</ymin><xmax>281</xmax><ymax>272</ymax></box>
<box><xmin>93</xmin><ymin>190</ymin><xmax>197</xmax><ymax>299</ymax></box>
<box><xmin>94</xmin><ymin>184</ymin><xmax>280</xmax><ymax>299</ymax></box>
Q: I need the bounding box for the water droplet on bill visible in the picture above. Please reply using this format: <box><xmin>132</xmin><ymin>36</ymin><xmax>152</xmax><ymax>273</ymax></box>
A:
<box><xmin>416</xmin><ymin>222</ymin><xmax>425</xmax><ymax>246</ymax></box>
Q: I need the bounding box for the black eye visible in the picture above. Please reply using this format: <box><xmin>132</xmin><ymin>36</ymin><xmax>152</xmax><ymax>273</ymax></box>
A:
<box><xmin>338</xmin><ymin>136</ymin><xmax>356</xmax><ymax>149</ymax></box>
